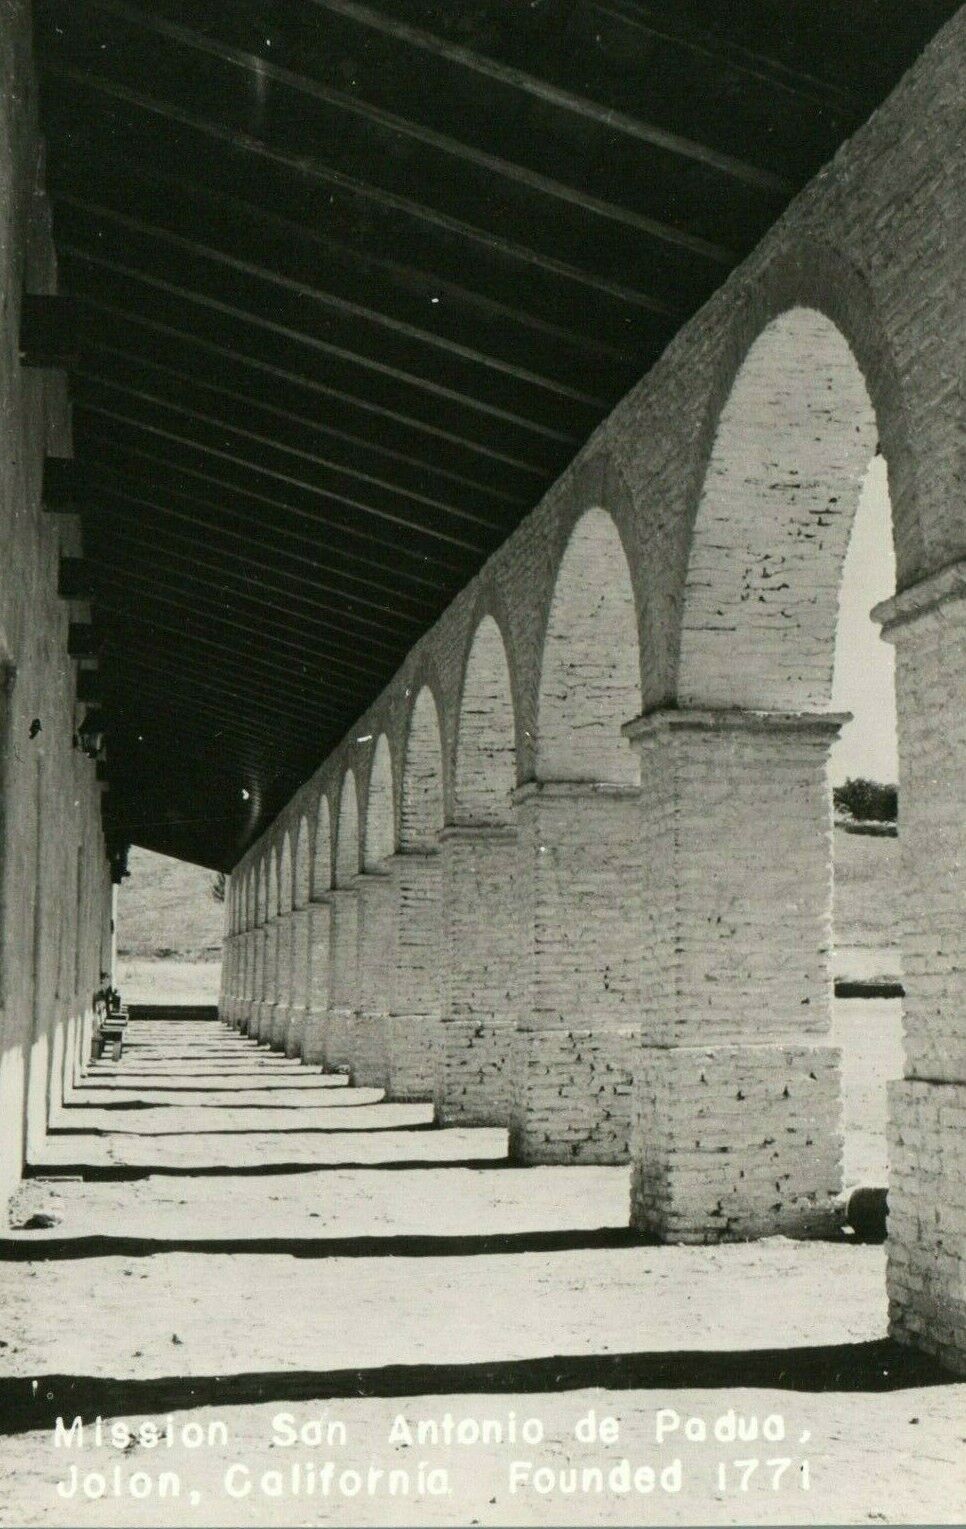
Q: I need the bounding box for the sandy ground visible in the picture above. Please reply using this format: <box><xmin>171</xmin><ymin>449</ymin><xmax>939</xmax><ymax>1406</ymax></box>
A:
<box><xmin>833</xmin><ymin>999</ymin><xmax>903</xmax><ymax>1188</ymax></box>
<box><xmin>116</xmin><ymin>961</ymin><xmax>221</xmax><ymax>1005</ymax></box>
<box><xmin>2</xmin><ymin>1005</ymin><xmax>957</xmax><ymax>1529</ymax></box>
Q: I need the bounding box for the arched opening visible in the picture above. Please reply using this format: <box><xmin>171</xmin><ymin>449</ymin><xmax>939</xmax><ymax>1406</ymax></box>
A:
<box><xmin>364</xmin><ymin>736</ymin><xmax>396</xmax><ymax>869</ymax></box>
<box><xmin>329</xmin><ymin>772</ymin><xmax>362</xmax><ymax>1069</ymax></box>
<box><xmin>392</xmin><ymin>687</ymin><xmax>445</xmax><ymax>1101</ymax></box>
<box><xmin>335</xmin><ymin>773</ymin><xmax>360</xmax><ymax>888</ymax></box>
<box><xmin>829</xmin><ymin>454</ymin><xmax>901</xmax><ymax>1192</ymax></box>
<box><xmin>454</xmin><ymin>616</ymin><xmax>516</xmax><ymax>826</ymax></box>
<box><xmin>278</xmin><ymin>833</ymin><xmax>293</xmax><ymax>917</ymax></box>
<box><xmin>679</xmin><ymin>308</ymin><xmax>877</xmax><ymax>709</ymax></box>
<box><xmin>313</xmin><ymin>796</ymin><xmax>332</xmax><ymax>897</ymax></box>
<box><xmin>355</xmin><ymin>736</ymin><xmax>398</xmax><ymax>1087</ymax></box>
<box><xmin>303</xmin><ymin>795</ymin><xmax>333</xmax><ymax>1065</ymax></box>
<box><xmin>637</xmin><ymin>305</ymin><xmax>897</xmax><ymax>1241</ymax></box>
<box><xmin>537</xmin><ymin>507</ymin><xmax>641</xmax><ymax>787</ymax></box>
<box><xmin>269</xmin><ymin>832</ymin><xmax>294</xmax><ymax>1048</ymax></box>
<box><xmin>515</xmin><ymin>510</ymin><xmax>643</xmax><ymax>1163</ymax></box>
<box><xmin>294</xmin><ymin>817</ymin><xmax>311</xmax><ymax>910</ymax></box>
<box><xmin>400</xmin><ymin>687</ymin><xmax>444</xmax><ymax>849</ymax></box>
<box><xmin>440</xmin><ymin>618</ymin><xmax>519</xmax><ymax>1126</ymax></box>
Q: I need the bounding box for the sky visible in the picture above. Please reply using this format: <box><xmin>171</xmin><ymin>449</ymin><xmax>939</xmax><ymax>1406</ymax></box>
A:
<box><xmin>828</xmin><ymin>454</ymin><xmax>898</xmax><ymax>785</ymax></box>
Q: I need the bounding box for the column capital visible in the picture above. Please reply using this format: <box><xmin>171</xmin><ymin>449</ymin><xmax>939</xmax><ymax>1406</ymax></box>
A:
<box><xmin>872</xmin><ymin>557</ymin><xmax>966</xmax><ymax>636</ymax></box>
<box><xmin>512</xmin><ymin>779</ymin><xmax>640</xmax><ymax>805</ymax></box>
<box><xmin>622</xmin><ymin>706</ymin><xmax>850</xmax><ymax>743</ymax></box>
<box><xmin>440</xmin><ymin>822</ymin><xmax>518</xmax><ymax>843</ymax></box>
<box><xmin>357</xmin><ymin>863</ymin><xmax>396</xmax><ymax>883</ymax></box>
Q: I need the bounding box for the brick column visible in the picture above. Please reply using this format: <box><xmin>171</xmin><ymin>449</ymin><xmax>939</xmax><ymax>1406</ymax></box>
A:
<box><xmin>219</xmin><ymin>936</ymin><xmax>233</xmax><ymax>1024</ymax></box>
<box><xmin>326</xmin><ymin>888</ymin><xmax>359</xmax><ymax>1071</ymax></box>
<box><xmin>243</xmin><ymin>930</ymin><xmax>259</xmax><ymax>1035</ymax></box>
<box><xmin>302</xmin><ymin>899</ymin><xmax>332</xmax><ymax>1064</ymax></box>
<box><xmin>624</xmin><ymin>708</ymin><xmax>845</xmax><ymax>1241</ymax></box>
<box><xmin>874</xmin><ymin>567</ymin><xmax>966</xmax><ymax>1372</ymax></box>
<box><xmin>509</xmin><ymin>782</ymin><xmax>642</xmax><ymax>1164</ymax></box>
<box><xmin>284</xmin><ymin>909</ymin><xmax>310</xmax><ymax>1057</ymax></box>
<box><xmin>354</xmin><ymin>865</ymin><xmax>398</xmax><ymax>1089</ymax></box>
<box><xmin>220</xmin><ymin>935</ymin><xmax>230</xmax><ymax>1023</ymax></box>
<box><xmin>227</xmin><ymin>937</ymin><xmax>240</xmax><ymax>1027</ymax></box>
<box><xmin>240</xmin><ymin>931</ymin><xmax>254</xmax><ymax>1031</ymax></box>
<box><xmin>388</xmin><ymin>850</ymin><xmax>442</xmax><ymax>1100</ymax></box>
<box><xmin>270</xmin><ymin>914</ymin><xmax>294</xmax><ymax>1049</ymax></box>
<box><xmin>257</xmin><ymin>917</ymin><xmax>279</xmax><ymax>1043</ymax></box>
<box><xmin>437</xmin><ymin>825</ymin><xmax>520</xmax><ymax>1126</ymax></box>
<box><xmin>245</xmin><ymin>927</ymin><xmax>264</xmax><ymax>1037</ymax></box>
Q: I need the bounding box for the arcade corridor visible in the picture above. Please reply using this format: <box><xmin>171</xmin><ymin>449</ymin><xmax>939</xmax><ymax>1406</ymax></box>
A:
<box><xmin>0</xmin><ymin>1</ymin><xmax>963</xmax><ymax>1521</ymax></box>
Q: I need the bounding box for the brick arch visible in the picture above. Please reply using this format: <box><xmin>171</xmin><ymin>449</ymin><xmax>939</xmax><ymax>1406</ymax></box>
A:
<box><xmin>335</xmin><ymin>772</ymin><xmax>360</xmax><ymax>887</ymax></box>
<box><xmin>255</xmin><ymin>861</ymin><xmax>267</xmax><ymax>925</ymax></box>
<box><xmin>401</xmin><ymin>685</ymin><xmax>444</xmax><ymax>850</ymax></box>
<box><xmin>312</xmin><ymin>794</ymin><xmax>332</xmax><ymax>897</ymax></box>
<box><xmin>677</xmin><ymin>306</ymin><xmax>882</xmax><ymax>711</ymax></box>
<box><xmin>245</xmin><ymin>869</ymin><xmax>254</xmax><ymax>930</ymax></box>
<box><xmin>364</xmin><ymin>734</ymin><xmax>395</xmax><ymax>869</ymax></box>
<box><xmin>266</xmin><ymin>852</ymin><xmax>278</xmax><ymax>924</ymax></box>
<box><xmin>454</xmin><ymin>614</ymin><xmax>516</xmax><ymax>826</ymax></box>
<box><xmin>277</xmin><ymin>831</ymin><xmax>293</xmax><ymax>914</ymax></box>
<box><xmin>536</xmin><ymin>506</ymin><xmax>642</xmax><ymax>785</ymax></box>
<box><xmin>294</xmin><ymin>816</ymin><xmax>311</xmax><ymax>909</ymax></box>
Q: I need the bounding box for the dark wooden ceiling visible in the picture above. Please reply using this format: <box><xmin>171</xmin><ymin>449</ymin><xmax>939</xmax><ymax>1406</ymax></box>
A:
<box><xmin>33</xmin><ymin>0</ymin><xmax>957</xmax><ymax>869</ymax></box>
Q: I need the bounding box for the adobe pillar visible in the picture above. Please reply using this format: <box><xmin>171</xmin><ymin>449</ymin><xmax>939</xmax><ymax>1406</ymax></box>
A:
<box><xmin>238</xmin><ymin>934</ymin><xmax>253</xmax><ymax>1031</ymax></box>
<box><xmin>437</xmin><ymin>825</ymin><xmax>520</xmax><ymax>1126</ymax></box>
<box><xmin>354</xmin><ymin>865</ymin><xmax>398</xmax><ymax>1088</ymax></box>
<box><xmin>624</xmin><ymin>708</ymin><xmax>845</xmax><ymax>1241</ymax></box>
<box><xmin>270</xmin><ymin>914</ymin><xmax>294</xmax><ymax>1049</ymax></box>
<box><xmin>876</xmin><ymin>567</ymin><xmax>966</xmax><ymax>1373</ymax></box>
<box><xmin>245</xmin><ymin>927</ymin><xmax>264</xmax><ymax>1037</ymax></box>
<box><xmin>387</xmin><ymin>850</ymin><xmax>442</xmax><ymax>1100</ymax></box>
<box><xmin>247</xmin><ymin>923</ymin><xmax>262</xmax><ymax>1033</ymax></box>
<box><xmin>285</xmin><ymin>909</ymin><xmax>310</xmax><ymax>1058</ymax></box>
<box><xmin>326</xmin><ymin>887</ymin><xmax>359</xmax><ymax>1071</ymax></box>
<box><xmin>257</xmin><ymin>917</ymin><xmax>279</xmax><ymax>1043</ymax></box>
<box><xmin>302</xmin><ymin>899</ymin><xmax>332</xmax><ymax>1065</ymax></box>
<box><xmin>509</xmin><ymin>782</ymin><xmax>642</xmax><ymax>1163</ymax></box>
<box><xmin>218</xmin><ymin>937</ymin><xmax>231</xmax><ymax>1024</ymax></box>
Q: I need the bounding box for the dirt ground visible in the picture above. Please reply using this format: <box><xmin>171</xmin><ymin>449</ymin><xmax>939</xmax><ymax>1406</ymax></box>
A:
<box><xmin>116</xmin><ymin>961</ymin><xmax>222</xmax><ymax>1005</ymax></box>
<box><xmin>2</xmin><ymin>1004</ymin><xmax>960</xmax><ymax>1529</ymax></box>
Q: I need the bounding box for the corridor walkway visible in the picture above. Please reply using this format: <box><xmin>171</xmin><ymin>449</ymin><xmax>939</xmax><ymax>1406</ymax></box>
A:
<box><xmin>1</xmin><ymin>1010</ymin><xmax>963</xmax><ymax>1526</ymax></box>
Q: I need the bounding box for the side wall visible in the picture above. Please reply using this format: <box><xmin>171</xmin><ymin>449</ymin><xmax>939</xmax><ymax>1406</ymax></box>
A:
<box><xmin>0</xmin><ymin>0</ymin><xmax>112</xmax><ymax>1204</ymax></box>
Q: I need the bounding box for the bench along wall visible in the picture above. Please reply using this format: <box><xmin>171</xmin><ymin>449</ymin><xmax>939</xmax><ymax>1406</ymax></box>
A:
<box><xmin>0</xmin><ymin>1</ymin><xmax>113</xmax><ymax>1207</ymax></box>
<box><xmin>223</xmin><ymin>14</ymin><xmax>965</xmax><ymax>1370</ymax></box>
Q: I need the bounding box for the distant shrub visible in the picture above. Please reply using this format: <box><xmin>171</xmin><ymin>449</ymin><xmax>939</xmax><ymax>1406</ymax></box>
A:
<box><xmin>833</xmin><ymin>777</ymin><xmax>898</xmax><ymax>822</ymax></box>
<box><xmin>211</xmin><ymin>871</ymin><xmax>226</xmax><ymax>903</ymax></box>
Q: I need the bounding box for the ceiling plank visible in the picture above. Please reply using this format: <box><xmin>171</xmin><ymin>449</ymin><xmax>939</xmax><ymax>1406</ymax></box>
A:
<box><xmin>312</xmin><ymin>0</ymin><xmax>794</xmax><ymax>194</ymax></box>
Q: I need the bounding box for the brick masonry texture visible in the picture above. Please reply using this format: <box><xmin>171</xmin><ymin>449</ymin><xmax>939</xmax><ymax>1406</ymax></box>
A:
<box><xmin>437</xmin><ymin>827</ymin><xmax>520</xmax><ymax>1127</ymax></box>
<box><xmin>0</xmin><ymin>0</ymin><xmax>113</xmax><ymax>1204</ymax></box>
<box><xmin>221</xmin><ymin>17</ymin><xmax>966</xmax><ymax>1364</ymax></box>
<box><xmin>632</xmin><ymin>1045</ymin><xmax>843</xmax><ymax>1241</ymax></box>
